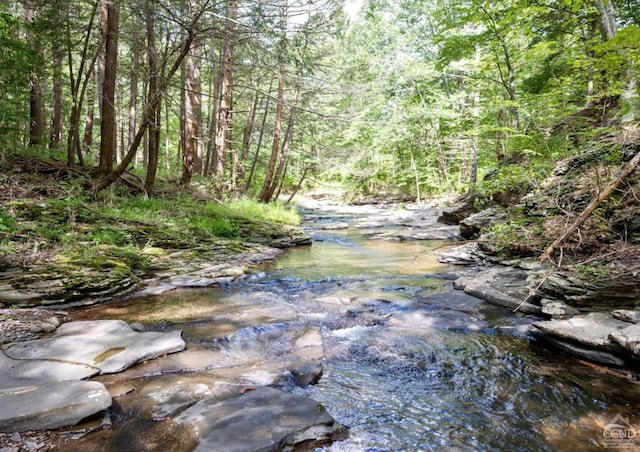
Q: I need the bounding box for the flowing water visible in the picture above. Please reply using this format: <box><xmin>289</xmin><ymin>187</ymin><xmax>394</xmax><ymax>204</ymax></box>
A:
<box><xmin>72</xmin><ymin>203</ymin><xmax>640</xmax><ymax>451</ymax></box>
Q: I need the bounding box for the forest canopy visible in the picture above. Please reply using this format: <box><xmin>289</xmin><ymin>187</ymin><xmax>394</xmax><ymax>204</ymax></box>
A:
<box><xmin>0</xmin><ymin>0</ymin><xmax>638</xmax><ymax>201</ymax></box>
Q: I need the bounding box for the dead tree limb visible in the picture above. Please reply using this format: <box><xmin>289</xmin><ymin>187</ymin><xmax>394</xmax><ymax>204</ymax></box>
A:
<box><xmin>539</xmin><ymin>149</ymin><xmax>640</xmax><ymax>263</ymax></box>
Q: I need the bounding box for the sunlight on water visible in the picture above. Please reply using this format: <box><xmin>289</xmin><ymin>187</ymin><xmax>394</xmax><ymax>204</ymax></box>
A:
<box><xmin>71</xmin><ymin>209</ymin><xmax>640</xmax><ymax>452</ymax></box>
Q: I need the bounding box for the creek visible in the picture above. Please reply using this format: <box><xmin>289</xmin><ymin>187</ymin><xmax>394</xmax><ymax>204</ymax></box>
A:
<box><xmin>71</xmin><ymin>202</ymin><xmax>640</xmax><ymax>451</ymax></box>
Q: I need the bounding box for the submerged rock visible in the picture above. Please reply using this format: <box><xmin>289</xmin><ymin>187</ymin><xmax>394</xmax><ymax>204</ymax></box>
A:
<box><xmin>288</xmin><ymin>362</ymin><xmax>324</xmax><ymax>388</ymax></box>
<box><xmin>174</xmin><ymin>386</ymin><xmax>342</xmax><ymax>451</ymax></box>
<box><xmin>0</xmin><ymin>381</ymin><xmax>112</xmax><ymax>432</ymax></box>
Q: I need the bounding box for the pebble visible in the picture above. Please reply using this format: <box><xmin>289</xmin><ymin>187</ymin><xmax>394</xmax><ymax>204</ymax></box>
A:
<box><xmin>38</xmin><ymin>323</ymin><xmax>56</xmax><ymax>333</ymax></box>
<box><xmin>45</xmin><ymin>316</ymin><xmax>60</xmax><ymax>327</ymax></box>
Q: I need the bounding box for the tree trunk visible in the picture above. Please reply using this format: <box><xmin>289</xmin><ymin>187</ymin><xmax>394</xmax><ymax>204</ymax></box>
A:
<box><xmin>213</xmin><ymin>0</ymin><xmax>236</xmax><ymax>190</ymax></box>
<box><xmin>594</xmin><ymin>0</ymin><xmax>617</xmax><ymax>41</ymax></box>
<box><xmin>204</xmin><ymin>45</ymin><xmax>220</xmax><ymax>177</ymax></box>
<box><xmin>83</xmin><ymin>78</ymin><xmax>95</xmax><ymax>153</ymax></box>
<box><xmin>25</xmin><ymin>0</ymin><xmax>43</xmax><ymax>146</ymax></box>
<box><xmin>128</xmin><ymin>22</ymin><xmax>140</xmax><ymax>149</ymax></box>
<box><xmin>245</xmin><ymin>85</ymin><xmax>272</xmax><ymax>194</ymax></box>
<box><xmin>258</xmin><ymin>63</ymin><xmax>284</xmax><ymax>202</ymax></box>
<box><xmin>98</xmin><ymin>0</ymin><xmax>119</xmax><ymax>177</ymax></box>
<box><xmin>181</xmin><ymin>0</ymin><xmax>204</xmax><ymax>186</ymax></box>
<box><xmin>49</xmin><ymin>50</ymin><xmax>63</xmax><ymax>149</ymax></box>
<box><xmin>144</xmin><ymin>0</ymin><xmax>160</xmax><ymax>196</ymax></box>
<box><xmin>265</xmin><ymin>74</ymin><xmax>300</xmax><ymax>202</ymax></box>
<box><xmin>239</xmin><ymin>91</ymin><xmax>259</xmax><ymax>186</ymax></box>
<box><xmin>65</xmin><ymin>0</ymin><xmax>99</xmax><ymax>168</ymax></box>
<box><xmin>97</xmin><ymin>0</ymin><xmax>107</xmax><ymax>113</ymax></box>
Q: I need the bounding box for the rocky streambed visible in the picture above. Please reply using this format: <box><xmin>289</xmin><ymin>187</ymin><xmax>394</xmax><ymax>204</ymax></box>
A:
<box><xmin>1</xmin><ymin>198</ymin><xmax>640</xmax><ymax>450</ymax></box>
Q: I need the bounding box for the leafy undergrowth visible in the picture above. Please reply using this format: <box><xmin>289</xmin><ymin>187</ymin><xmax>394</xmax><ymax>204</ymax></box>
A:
<box><xmin>0</xmin><ymin>155</ymin><xmax>301</xmax><ymax>275</ymax></box>
<box><xmin>479</xmin><ymin>124</ymin><xmax>640</xmax><ymax>287</ymax></box>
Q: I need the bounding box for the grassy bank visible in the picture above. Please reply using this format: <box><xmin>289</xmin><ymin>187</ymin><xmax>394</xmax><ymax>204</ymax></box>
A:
<box><xmin>0</xmin><ymin>154</ymin><xmax>301</xmax><ymax>280</ymax></box>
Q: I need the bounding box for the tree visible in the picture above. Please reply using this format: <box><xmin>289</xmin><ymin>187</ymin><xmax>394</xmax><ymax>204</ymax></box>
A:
<box><xmin>180</xmin><ymin>0</ymin><xmax>204</xmax><ymax>186</ymax></box>
<box><xmin>25</xmin><ymin>0</ymin><xmax>43</xmax><ymax>146</ymax></box>
<box><xmin>98</xmin><ymin>0</ymin><xmax>120</xmax><ymax>176</ymax></box>
<box><xmin>211</xmin><ymin>0</ymin><xmax>235</xmax><ymax>190</ymax></box>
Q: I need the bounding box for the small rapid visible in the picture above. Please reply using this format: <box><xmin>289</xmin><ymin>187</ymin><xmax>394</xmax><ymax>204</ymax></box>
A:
<box><xmin>71</xmin><ymin>201</ymin><xmax>640</xmax><ymax>451</ymax></box>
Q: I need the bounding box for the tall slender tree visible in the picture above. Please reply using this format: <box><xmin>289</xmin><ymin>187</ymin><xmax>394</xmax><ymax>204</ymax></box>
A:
<box><xmin>98</xmin><ymin>0</ymin><xmax>120</xmax><ymax>176</ymax></box>
<box><xmin>212</xmin><ymin>0</ymin><xmax>236</xmax><ymax>190</ymax></box>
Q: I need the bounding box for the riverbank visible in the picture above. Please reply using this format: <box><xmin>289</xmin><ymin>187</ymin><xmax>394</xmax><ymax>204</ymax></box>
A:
<box><xmin>0</xmin><ymin>155</ymin><xmax>310</xmax><ymax>313</ymax></box>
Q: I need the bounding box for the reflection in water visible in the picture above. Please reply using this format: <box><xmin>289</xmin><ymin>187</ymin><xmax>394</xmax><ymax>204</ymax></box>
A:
<box><xmin>71</xmin><ymin>213</ymin><xmax>640</xmax><ymax>452</ymax></box>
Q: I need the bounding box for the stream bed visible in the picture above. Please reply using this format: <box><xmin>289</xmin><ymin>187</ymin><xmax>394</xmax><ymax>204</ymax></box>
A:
<box><xmin>71</xmin><ymin>203</ymin><xmax>640</xmax><ymax>451</ymax></box>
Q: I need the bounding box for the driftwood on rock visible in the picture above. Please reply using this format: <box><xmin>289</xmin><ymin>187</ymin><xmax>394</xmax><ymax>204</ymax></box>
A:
<box><xmin>539</xmin><ymin>148</ymin><xmax>640</xmax><ymax>263</ymax></box>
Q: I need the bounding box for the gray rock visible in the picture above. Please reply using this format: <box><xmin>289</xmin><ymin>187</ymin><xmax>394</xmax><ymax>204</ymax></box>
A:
<box><xmin>137</xmin><ymin>379</ymin><xmax>212</xmax><ymax>420</ymax></box>
<box><xmin>438</xmin><ymin>242</ymin><xmax>487</xmax><ymax>265</ymax></box>
<box><xmin>536</xmin><ymin>335</ymin><xmax>627</xmax><ymax>367</ymax></box>
<box><xmin>174</xmin><ymin>387</ymin><xmax>340</xmax><ymax>452</ymax></box>
<box><xmin>319</xmin><ymin>222</ymin><xmax>349</xmax><ymax>230</ymax></box>
<box><xmin>2</xmin><ymin>320</ymin><xmax>185</xmax><ymax>374</ymax></box>
<box><xmin>45</xmin><ymin>316</ymin><xmax>60</xmax><ymax>327</ymax></box>
<box><xmin>0</xmin><ymin>381</ymin><xmax>112</xmax><ymax>432</ymax></box>
<box><xmin>609</xmin><ymin>324</ymin><xmax>640</xmax><ymax>357</ymax></box>
<box><xmin>0</xmin><ymin>352</ymin><xmax>98</xmax><ymax>390</ymax></box>
<box><xmin>459</xmin><ymin>208</ymin><xmax>506</xmax><ymax>239</ymax></box>
<box><xmin>437</xmin><ymin>202</ymin><xmax>476</xmax><ymax>225</ymax></box>
<box><xmin>495</xmin><ymin>324</ymin><xmax>534</xmax><ymax>338</ymax></box>
<box><xmin>455</xmin><ymin>267</ymin><xmax>541</xmax><ymax>314</ymax></box>
<box><xmin>533</xmin><ymin>312</ymin><xmax>629</xmax><ymax>350</ymax></box>
<box><xmin>611</xmin><ymin>309</ymin><xmax>640</xmax><ymax>324</ymax></box>
<box><xmin>540</xmin><ymin>299</ymin><xmax>581</xmax><ymax>319</ymax></box>
<box><xmin>540</xmin><ymin>273</ymin><xmax>639</xmax><ymax>310</ymax></box>
<box><xmin>289</xmin><ymin>362</ymin><xmax>323</xmax><ymax>388</ymax></box>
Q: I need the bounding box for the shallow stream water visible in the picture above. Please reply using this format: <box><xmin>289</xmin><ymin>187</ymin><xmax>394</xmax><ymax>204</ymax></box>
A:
<box><xmin>72</xmin><ymin>203</ymin><xmax>640</xmax><ymax>451</ymax></box>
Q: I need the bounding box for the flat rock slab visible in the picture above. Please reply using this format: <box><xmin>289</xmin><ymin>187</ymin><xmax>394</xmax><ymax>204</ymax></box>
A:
<box><xmin>0</xmin><ymin>381</ymin><xmax>112</xmax><ymax>432</ymax></box>
<box><xmin>175</xmin><ymin>386</ymin><xmax>338</xmax><ymax>452</ymax></box>
<box><xmin>455</xmin><ymin>266</ymin><xmax>541</xmax><ymax>314</ymax></box>
<box><xmin>0</xmin><ymin>352</ymin><xmax>98</xmax><ymax>390</ymax></box>
<box><xmin>533</xmin><ymin>312</ymin><xmax>629</xmax><ymax>350</ymax></box>
<box><xmin>2</xmin><ymin>320</ymin><xmax>185</xmax><ymax>374</ymax></box>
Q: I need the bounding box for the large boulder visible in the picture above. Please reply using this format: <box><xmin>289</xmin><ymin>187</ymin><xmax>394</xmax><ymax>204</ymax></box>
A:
<box><xmin>174</xmin><ymin>386</ymin><xmax>343</xmax><ymax>451</ymax></box>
